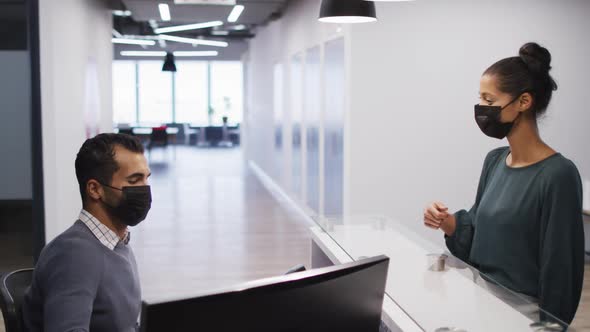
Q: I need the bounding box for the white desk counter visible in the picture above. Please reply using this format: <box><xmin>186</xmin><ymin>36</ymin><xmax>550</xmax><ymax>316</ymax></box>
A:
<box><xmin>310</xmin><ymin>216</ymin><xmax>570</xmax><ymax>332</ymax></box>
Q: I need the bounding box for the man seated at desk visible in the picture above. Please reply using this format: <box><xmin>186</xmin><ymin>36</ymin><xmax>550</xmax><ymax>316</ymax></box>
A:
<box><xmin>23</xmin><ymin>133</ymin><xmax>152</xmax><ymax>332</ymax></box>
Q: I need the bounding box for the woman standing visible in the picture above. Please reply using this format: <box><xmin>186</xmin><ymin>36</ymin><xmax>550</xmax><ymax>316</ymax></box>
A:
<box><xmin>424</xmin><ymin>42</ymin><xmax>584</xmax><ymax>324</ymax></box>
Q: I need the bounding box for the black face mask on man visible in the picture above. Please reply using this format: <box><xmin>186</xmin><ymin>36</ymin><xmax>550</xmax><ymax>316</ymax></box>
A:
<box><xmin>100</xmin><ymin>184</ymin><xmax>152</xmax><ymax>227</ymax></box>
<box><xmin>474</xmin><ymin>94</ymin><xmax>523</xmax><ymax>139</ymax></box>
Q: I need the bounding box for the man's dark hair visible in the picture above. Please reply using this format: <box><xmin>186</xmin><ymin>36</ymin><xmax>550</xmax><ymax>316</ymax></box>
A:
<box><xmin>75</xmin><ymin>133</ymin><xmax>144</xmax><ymax>202</ymax></box>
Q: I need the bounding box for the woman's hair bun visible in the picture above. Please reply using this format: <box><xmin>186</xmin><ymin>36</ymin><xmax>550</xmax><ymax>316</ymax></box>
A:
<box><xmin>519</xmin><ymin>42</ymin><xmax>552</xmax><ymax>76</ymax></box>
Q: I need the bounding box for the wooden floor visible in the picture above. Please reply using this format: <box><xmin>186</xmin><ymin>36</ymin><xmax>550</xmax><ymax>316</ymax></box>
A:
<box><xmin>132</xmin><ymin>147</ymin><xmax>312</xmax><ymax>302</ymax></box>
<box><xmin>1</xmin><ymin>147</ymin><xmax>589</xmax><ymax>331</ymax></box>
<box><xmin>0</xmin><ymin>147</ymin><xmax>313</xmax><ymax>331</ymax></box>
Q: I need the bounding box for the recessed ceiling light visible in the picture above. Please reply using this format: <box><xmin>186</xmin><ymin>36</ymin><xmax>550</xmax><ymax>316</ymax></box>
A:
<box><xmin>154</xmin><ymin>21</ymin><xmax>224</xmax><ymax>34</ymax></box>
<box><xmin>227</xmin><ymin>5</ymin><xmax>245</xmax><ymax>23</ymax></box>
<box><xmin>113</xmin><ymin>10</ymin><xmax>132</xmax><ymax>17</ymax></box>
<box><xmin>231</xmin><ymin>24</ymin><xmax>247</xmax><ymax>31</ymax></box>
<box><xmin>158</xmin><ymin>3</ymin><xmax>171</xmax><ymax>21</ymax></box>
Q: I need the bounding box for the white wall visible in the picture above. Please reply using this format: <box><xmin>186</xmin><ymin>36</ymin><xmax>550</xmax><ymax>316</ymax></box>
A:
<box><xmin>39</xmin><ymin>0</ymin><xmax>113</xmax><ymax>242</ymax></box>
<box><xmin>347</xmin><ymin>0</ymin><xmax>590</xmax><ymax>243</ymax></box>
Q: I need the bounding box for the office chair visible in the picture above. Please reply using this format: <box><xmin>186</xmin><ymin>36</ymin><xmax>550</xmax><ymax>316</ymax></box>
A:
<box><xmin>165</xmin><ymin>123</ymin><xmax>184</xmax><ymax>144</ymax></box>
<box><xmin>0</xmin><ymin>268</ymin><xmax>34</xmax><ymax>332</ymax></box>
<box><xmin>183</xmin><ymin>124</ymin><xmax>199</xmax><ymax>145</ymax></box>
<box><xmin>147</xmin><ymin>126</ymin><xmax>169</xmax><ymax>160</ymax></box>
<box><xmin>118</xmin><ymin>128</ymin><xmax>134</xmax><ymax>136</ymax></box>
<box><xmin>204</xmin><ymin>126</ymin><xmax>224</xmax><ymax>146</ymax></box>
<box><xmin>228</xmin><ymin>124</ymin><xmax>240</xmax><ymax>146</ymax></box>
<box><xmin>148</xmin><ymin>127</ymin><xmax>168</xmax><ymax>149</ymax></box>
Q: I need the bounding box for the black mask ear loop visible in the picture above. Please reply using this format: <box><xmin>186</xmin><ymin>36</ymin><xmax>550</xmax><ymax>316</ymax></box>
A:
<box><xmin>499</xmin><ymin>93</ymin><xmax>523</xmax><ymax>111</ymax></box>
<box><xmin>500</xmin><ymin>93</ymin><xmax>526</xmax><ymax>125</ymax></box>
<box><xmin>100</xmin><ymin>182</ymin><xmax>123</xmax><ymax>192</ymax></box>
<box><xmin>97</xmin><ymin>182</ymin><xmax>119</xmax><ymax>212</ymax></box>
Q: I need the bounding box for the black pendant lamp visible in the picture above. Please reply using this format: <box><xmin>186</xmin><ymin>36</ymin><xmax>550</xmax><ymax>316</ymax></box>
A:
<box><xmin>319</xmin><ymin>0</ymin><xmax>377</xmax><ymax>24</ymax></box>
<box><xmin>162</xmin><ymin>52</ymin><xmax>177</xmax><ymax>72</ymax></box>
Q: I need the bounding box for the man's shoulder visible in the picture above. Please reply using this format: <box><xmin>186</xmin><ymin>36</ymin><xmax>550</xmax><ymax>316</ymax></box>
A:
<box><xmin>38</xmin><ymin>221</ymin><xmax>105</xmax><ymax>269</ymax></box>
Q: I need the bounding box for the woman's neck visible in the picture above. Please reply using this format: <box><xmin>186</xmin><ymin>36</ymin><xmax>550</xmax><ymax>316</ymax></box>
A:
<box><xmin>506</xmin><ymin>114</ymin><xmax>554</xmax><ymax>167</ymax></box>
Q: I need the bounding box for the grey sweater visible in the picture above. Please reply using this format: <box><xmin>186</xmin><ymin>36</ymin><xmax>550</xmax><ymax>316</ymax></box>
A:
<box><xmin>23</xmin><ymin>220</ymin><xmax>141</xmax><ymax>332</ymax></box>
<box><xmin>446</xmin><ymin>147</ymin><xmax>584</xmax><ymax>324</ymax></box>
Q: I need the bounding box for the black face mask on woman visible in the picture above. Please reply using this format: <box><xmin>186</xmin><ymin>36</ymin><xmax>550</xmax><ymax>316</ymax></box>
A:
<box><xmin>100</xmin><ymin>184</ymin><xmax>152</xmax><ymax>227</ymax></box>
<box><xmin>474</xmin><ymin>95</ymin><xmax>522</xmax><ymax>139</ymax></box>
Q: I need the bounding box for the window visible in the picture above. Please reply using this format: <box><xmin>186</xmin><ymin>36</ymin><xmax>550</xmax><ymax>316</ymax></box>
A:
<box><xmin>137</xmin><ymin>61</ymin><xmax>173</xmax><ymax>124</ymax></box>
<box><xmin>112</xmin><ymin>60</ymin><xmax>244</xmax><ymax>126</ymax></box>
<box><xmin>175</xmin><ymin>61</ymin><xmax>208</xmax><ymax>125</ymax></box>
<box><xmin>210</xmin><ymin>61</ymin><xmax>243</xmax><ymax>125</ymax></box>
<box><xmin>112</xmin><ymin>61</ymin><xmax>137</xmax><ymax>125</ymax></box>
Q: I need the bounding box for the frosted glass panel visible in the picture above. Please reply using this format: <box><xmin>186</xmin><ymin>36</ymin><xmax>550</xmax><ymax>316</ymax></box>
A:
<box><xmin>273</xmin><ymin>63</ymin><xmax>284</xmax><ymax>182</ymax></box>
<box><xmin>291</xmin><ymin>54</ymin><xmax>303</xmax><ymax>199</ymax></box>
<box><xmin>323</xmin><ymin>38</ymin><xmax>345</xmax><ymax>216</ymax></box>
<box><xmin>305</xmin><ymin>46</ymin><xmax>321</xmax><ymax>213</ymax></box>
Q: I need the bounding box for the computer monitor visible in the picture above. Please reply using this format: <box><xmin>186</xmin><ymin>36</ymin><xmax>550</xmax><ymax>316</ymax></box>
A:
<box><xmin>140</xmin><ymin>255</ymin><xmax>390</xmax><ymax>332</ymax></box>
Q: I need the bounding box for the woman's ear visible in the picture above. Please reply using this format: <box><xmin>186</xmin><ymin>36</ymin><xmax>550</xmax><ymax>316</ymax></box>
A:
<box><xmin>518</xmin><ymin>92</ymin><xmax>534</xmax><ymax>112</ymax></box>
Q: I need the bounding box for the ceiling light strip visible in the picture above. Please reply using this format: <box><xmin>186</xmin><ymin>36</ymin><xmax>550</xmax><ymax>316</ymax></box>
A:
<box><xmin>154</xmin><ymin>21</ymin><xmax>224</xmax><ymax>34</ymax></box>
<box><xmin>120</xmin><ymin>51</ymin><xmax>167</xmax><ymax>57</ymax></box>
<box><xmin>159</xmin><ymin>34</ymin><xmax>229</xmax><ymax>47</ymax></box>
<box><xmin>112</xmin><ymin>38</ymin><xmax>157</xmax><ymax>46</ymax></box>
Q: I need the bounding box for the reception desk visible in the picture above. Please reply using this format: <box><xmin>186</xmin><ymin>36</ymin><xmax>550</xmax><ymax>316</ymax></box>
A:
<box><xmin>310</xmin><ymin>216</ymin><xmax>570</xmax><ymax>332</ymax></box>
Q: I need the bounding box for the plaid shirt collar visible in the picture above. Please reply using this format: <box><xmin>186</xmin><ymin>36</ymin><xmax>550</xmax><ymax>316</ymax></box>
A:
<box><xmin>79</xmin><ymin>209</ymin><xmax>130</xmax><ymax>250</ymax></box>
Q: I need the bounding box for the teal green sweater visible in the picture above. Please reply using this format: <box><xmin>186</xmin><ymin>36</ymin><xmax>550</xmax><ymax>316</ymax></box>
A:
<box><xmin>446</xmin><ymin>147</ymin><xmax>584</xmax><ymax>324</ymax></box>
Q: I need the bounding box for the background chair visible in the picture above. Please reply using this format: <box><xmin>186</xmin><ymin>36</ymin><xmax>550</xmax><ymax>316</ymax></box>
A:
<box><xmin>228</xmin><ymin>124</ymin><xmax>240</xmax><ymax>146</ymax></box>
<box><xmin>118</xmin><ymin>128</ymin><xmax>134</xmax><ymax>136</ymax></box>
<box><xmin>183</xmin><ymin>124</ymin><xmax>199</xmax><ymax>145</ymax></box>
<box><xmin>0</xmin><ymin>268</ymin><xmax>34</xmax><ymax>332</ymax></box>
<box><xmin>204</xmin><ymin>126</ymin><xmax>223</xmax><ymax>147</ymax></box>
<box><xmin>165</xmin><ymin>123</ymin><xmax>184</xmax><ymax>144</ymax></box>
<box><xmin>147</xmin><ymin>126</ymin><xmax>169</xmax><ymax>160</ymax></box>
